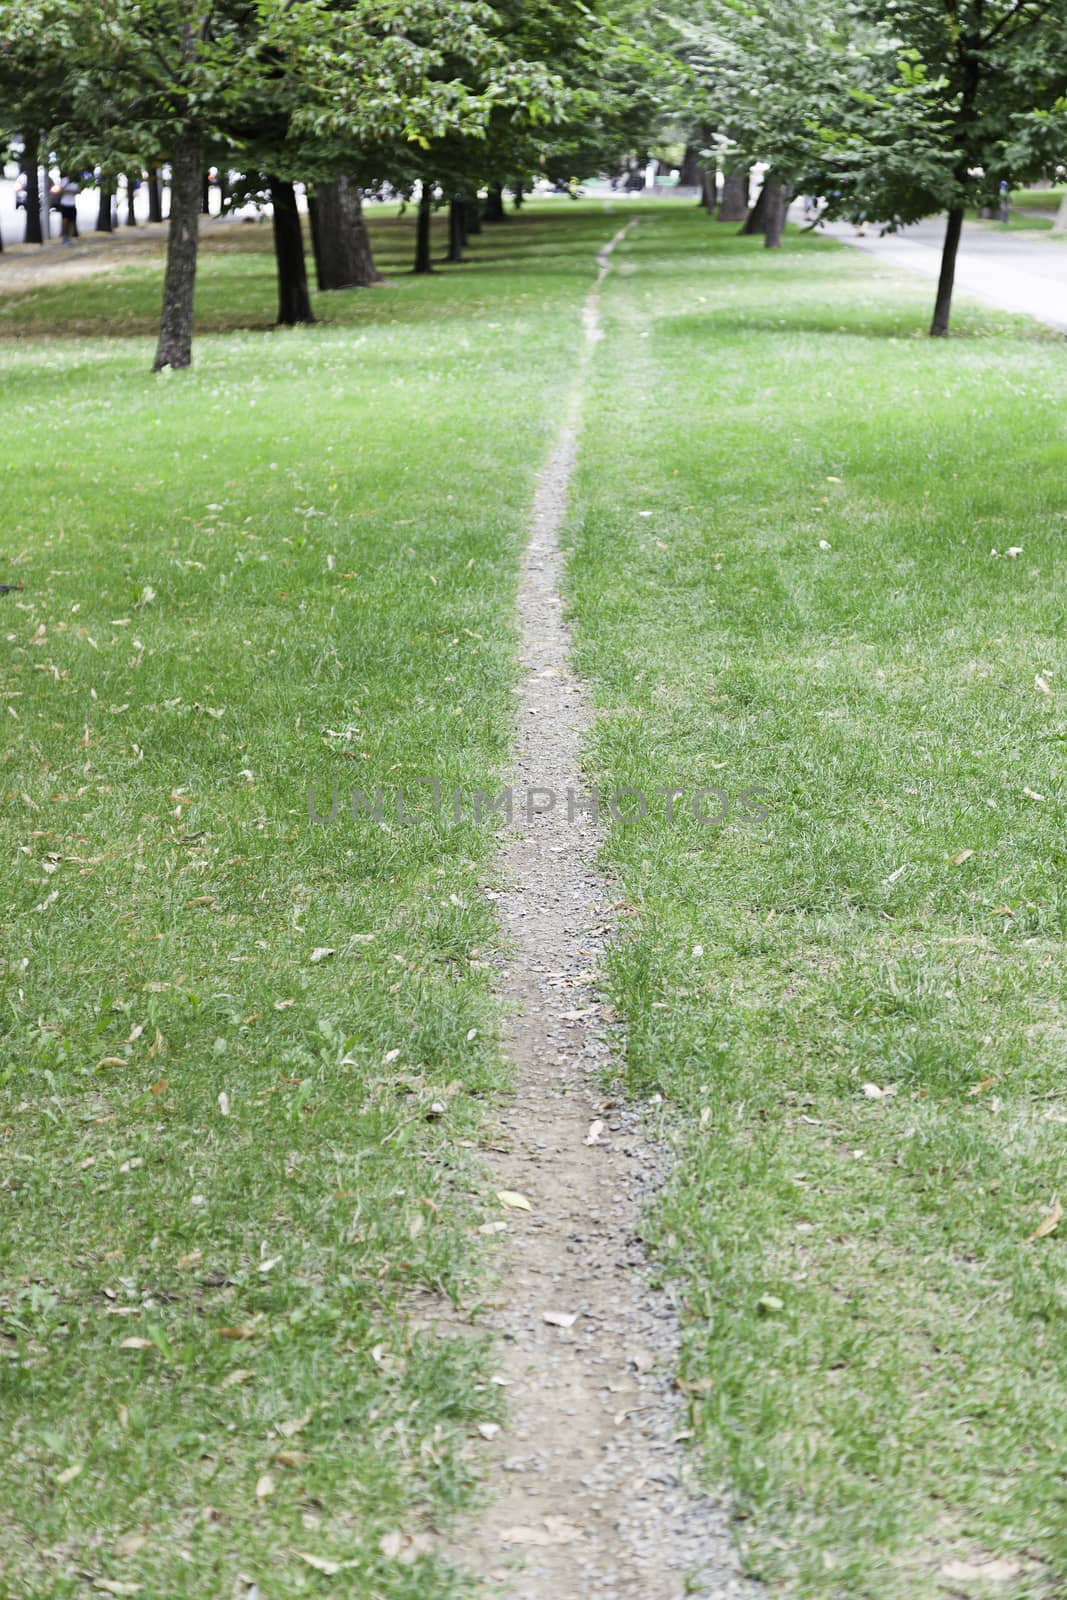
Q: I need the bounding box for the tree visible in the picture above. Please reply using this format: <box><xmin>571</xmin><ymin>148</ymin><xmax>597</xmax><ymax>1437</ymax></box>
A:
<box><xmin>675</xmin><ymin>0</ymin><xmax>1067</xmax><ymax>325</ymax></box>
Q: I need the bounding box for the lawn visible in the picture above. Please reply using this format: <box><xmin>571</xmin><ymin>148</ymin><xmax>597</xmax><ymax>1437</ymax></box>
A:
<box><xmin>565</xmin><ymin>211</ymin><xmax>1067</xmax><ymax>1598</ymax></box>
<box><xmin>2</xmin><ymin>201</ymin><xmax>1065</xmax><ymax>1600</ymax></box>
<box><xmin>0</xmin><ymin>204</ymin><xmax>617</xmax><ymax>1598</ymax></box>
<box><xmin>1012</xmin><ymin>187</ymin><xmax>1065</xmax><ymax>213</ymax></box>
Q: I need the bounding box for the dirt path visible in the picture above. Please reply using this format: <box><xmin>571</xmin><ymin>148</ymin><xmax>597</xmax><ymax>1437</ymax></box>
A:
<box><xmin>452</xmin><ymin>223</ymin><xmax>758</xmax><ymax>1598</ymax></box>
<box><xmin>0</xmin><ymin>226</ymin><xmax>171</xmax><ymax>295</ymax></box>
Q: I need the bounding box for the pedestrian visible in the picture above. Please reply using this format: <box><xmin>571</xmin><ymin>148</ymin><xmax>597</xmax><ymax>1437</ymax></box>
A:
<box><xmin>54</xmin><ymin>173</ymin><xmax>80</xmax><ymax>244</ymax></box>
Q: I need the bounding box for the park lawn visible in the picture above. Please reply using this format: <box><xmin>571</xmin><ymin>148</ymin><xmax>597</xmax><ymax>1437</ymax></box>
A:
<box><xmin>967</xmin><ymin>208</ymin><xmax>1054</xmax><ymax>231</ymax></box>
<box><xmin>0</xmin><ymin>204</ymin><xmax>615</xmax><ymax>1598</ymax></box>
<box><xmin>1012</xmin><ymin>187</ymin><xmax>1065</xmax><ymax>213</ymax></box>
<box><xmin>566</xmin><ymin>211</ymin><xmax>1066</xmax><ymax>1599</ymax></box>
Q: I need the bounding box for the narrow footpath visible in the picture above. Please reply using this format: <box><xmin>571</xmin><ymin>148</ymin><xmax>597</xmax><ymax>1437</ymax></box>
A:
<box><xmin>449</xmin><ymin>224</ymin><xmax>758</xmax><ymax>1599</ymax></box>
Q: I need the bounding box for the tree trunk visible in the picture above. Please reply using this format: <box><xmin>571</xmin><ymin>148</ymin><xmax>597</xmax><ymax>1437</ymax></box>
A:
<box><xmin>930</xmin><ymin>206</ymin><xmax>964</xmax><ymax>336</ymax></box>
<box><xmin>763</xmin><ymin>183</ymin><xmax>791</xmax><ymax>248</ymax></box>
<box><xmin>312</xmin><ymin>178</ymin><xmax>381</xmax><ymax>289</ymax></box>
<box><xmin>717</xmin><ymin>166</ymin><xmax>749</xmax><ymax>223</ymax></box>
<box><xmin>414</xmin><ymin>180</ymin><xmax>433</xmax><ymax>273</ymax></box>
<box><xmin>307</xmin><ymin>193</ymin><xmax>324</xmax><ymax>289</ymax></box>
<box><xmin>1052</xmin><ymin>192</ymin><xmax>1067</xmax><ymax>235</ymax></box>
<box><xmin>23</xmin><ymin>139</ymin><xmax>42</xmax><ymax>244</ymax></box>
<box><xmin>511</xmin><ymin>183</ymin><xmax>524</xmax><ymax>211</ymax></box>
<box><xmin>679</xmin><ymin>143</ymin><xmax>702</xmax><ymax>189</ymax></box>
<box><xmin>483</xmin><ymin>185</ymin><xmax>505</xmax><ymax>223</ymax></box>
<box><xmin>201</xmin><ymin>170</ymin><xmax>211</xmax><ymax>215</ymax></box>
<box><xmin>699</xmin><ymin>167</ymin><xmax>717</xmax><ymax>214</ymax></box>
<box><xmin>447</xmin><ymin>197</ymin><xmax>464</xmax><ymax>262</ymax></box>
<box><xmin>269</xmin><ymin>176</ymin><xmax>314</xmax><ymax>324</ymax></box>
<box><xmin>147</xmin><ymin>169</ymin><xmax>163</xmax><ymax>223</ymax></box>
<box><xmin>153</xmin><ymin>131</ymin><xmax>203</xmax><ymax>371</ymax></box>
<box><xmin>125</xmin><ymin>174</ymin><xmax>137</xmax><ymax>226</ymax></box>
<box><xmin>96</xmin><ymin>185</ymin><xmax>113</xmax><ymax>232</ymax></box>
<box><xmin>741</xmin><ymin>182</ymin><xmax>768</xmax><ymax>234</ymax></box>
<box><xmin>465</xmin><ymin>197</ymin><xmax>482</xmax><ymax>235</ymax></box>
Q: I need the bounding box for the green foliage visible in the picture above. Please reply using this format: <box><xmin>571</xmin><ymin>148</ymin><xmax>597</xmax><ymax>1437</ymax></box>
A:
<box><xmin>673</xmin><ymin>0</ymin><xmax>1067</xmax><ymax>225</ymax></box>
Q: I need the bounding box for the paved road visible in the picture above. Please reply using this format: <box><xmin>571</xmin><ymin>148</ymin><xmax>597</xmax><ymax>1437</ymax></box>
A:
<box><xmin>813</xmin><ymin>213</ymin><xmax>1067</xmax><ymax>333</ymax></box>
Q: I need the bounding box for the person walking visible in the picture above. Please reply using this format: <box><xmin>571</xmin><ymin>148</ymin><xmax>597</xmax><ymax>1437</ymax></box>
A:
<box><xmin>54</xmin><ymin>173</ymin><xmax>80</xmax><ymax>244</ymax></box>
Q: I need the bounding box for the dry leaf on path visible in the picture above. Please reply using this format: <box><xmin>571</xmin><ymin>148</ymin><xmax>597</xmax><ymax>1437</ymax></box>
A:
<box><xmin>583</xmin><ymin>1119</ymin><xmax>605</xmax><ymax>1145</ymax></box>
<box><xmin>500</xmin><ymin>1516</ymin><xmax>582</xmax><ymax>1547</ymax></box>
<box><xmin>496</xmin><ymin>1190</ymin><xmax>532</xmax><ymax>1212</ymax></box>
<box><xmin>543</xmin><ymin>1311</ymin><xmax>578</xmax><ymax>1329</ymax></box>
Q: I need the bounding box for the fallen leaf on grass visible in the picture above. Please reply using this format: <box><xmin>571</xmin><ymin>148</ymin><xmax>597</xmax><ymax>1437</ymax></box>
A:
<box><xmin>309</xmin><ymin>947</ymin><xmax>335</xmax><ymax>964</ymax></box>
<box><xmin>939</xmin><ymin>1558</ymin><xmax>1021</xmax><ymax>1583</ymax></box>
<box><xmin>177</xmin><ymin>1250</ymin><xmax>202</xmax><ymax>1270</ymax></box>
<box><xmin>543</xmin><ymin>1311</ymin><xmax>577</xmax><ymax>1329</ymax></box>
<box><xmin>1022</xmin><ymin>786</ymin><xmax>1046</xmax><ymax>802</ymax></box>
<box><xmin>94</xmin><ymin>1583</ymin><xmax>142</xmax><ymax>1596</ymax></box>
<box><xmin>1027</xmin><ymin>1200</ymin><xmax>1062</xmax><ymax>1242</ymax></box>
<box><xmin>273</xmin><ymin>999</ymin><xmax>295</xmax><ymax>1011</ymax></box>
<box><xmin>296</xmin><ymin>1553</ymin><xmax>358</xmax><ymax>1575</ymax></box>
<box><xmin>1035</xmin><ymin>674</ymin><xmax>1051</xmax><ymax>695</ymax></box>
<box><xmin>255</xmin><ymin>1472</ymin><xmax>275</xmax><ymax>1501</ymax></box>
<box><xmin>275</xmin><ymin>1410</ymin><xmax>312</xmax><ymax>1438</ymax></box>
<box><xmin>275</xmin><ymin>1450</ymin><xmax>310</xmax><ymax>1468</ymax></box>
<box><xmin>950</xmin><ymin>849</ymin><xmax>975</xmax><ymax>866</ymax></box>
<box><xmin>214</xmin><ymin>1326</ymin><xmax>256</xmax><ymax>1340</ymax></box>
<box><xmin>112</xmin><ymin>1533</ymin><xmax>146</xmax><ymax>1558</ymax></box>
<box><xmin>496</xmin><ymin>1190</ymin><xmax>532</xmax><ymax>1212</ymax></box>
<box><xmin>119</xmin><ymin>1337</ymin><xmax>156</xmax><ymax>1351</ymax></box>
<box><xmin>217</xmin><ymin>1091</ymin><xmax>230</xmax><ymax>1117</ymax></box>
<box><xmin>220</xmin><ymin>1369</ymin><xmax>254</xmax><ymax>1389</ymax></box>
<box><xmin>55</xmin><ymin>1463</ymin><xmax>82</xmax><ymax>1485</ymax></box>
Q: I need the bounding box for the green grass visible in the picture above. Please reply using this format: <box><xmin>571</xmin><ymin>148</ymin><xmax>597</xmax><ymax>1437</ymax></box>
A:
<box><xmin>3</xmin><ymin>200</ymin><xmax>1066</xmax><ymax>1600</ymax></box>
<box><xmin>1012</xmin><ymin>187</ymin><xmax>1065</xmax><ymax>213</ymax></box>
<box><xmin>0</xmin><ymin>204</ymin><xmax>621</xmax><ymax>1598</ymax></box>
<box><xmin>967</xmin><ymin>206</ymin><xmax>1054</xmax><ymax>231</ymax></box>
<box><xmin>565</xmin><ymin>212</ymin><xmax>1067</xmax><ymax>1598</ymax></box>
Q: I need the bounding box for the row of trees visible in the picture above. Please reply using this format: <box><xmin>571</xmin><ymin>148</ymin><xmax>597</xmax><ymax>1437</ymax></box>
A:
<box><xmin>0</xmin><ymin>0</ymin><xmax>661</xmax><ymax>368</ymax></box>
<box><xmin>2</xmin><ymin>0</ymin><xmax>1065</xmax><ymax>356</ymax></box>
